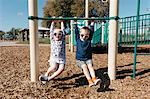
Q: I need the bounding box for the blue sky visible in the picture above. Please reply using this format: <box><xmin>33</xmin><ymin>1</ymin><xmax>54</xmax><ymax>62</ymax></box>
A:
<box><xmin>0</xmin><ymin>0</ymin><xmax>150</xmax><ymax>32</ymax></box>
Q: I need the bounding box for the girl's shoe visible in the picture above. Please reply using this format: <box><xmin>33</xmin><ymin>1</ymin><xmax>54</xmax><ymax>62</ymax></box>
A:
<box><xmin>39</xmin><ymin>75</ymin><xmax>48</xmax><ymax>84</ymax></box>
<box><xmin>39</xmin><ymin>75</ymin><xmax>48</xmax><ymax>81</ymax></box>
<box><xmin>41</xmin><ymin>81</ymin><xmax>47</xmax><ymax>84</ymax></box>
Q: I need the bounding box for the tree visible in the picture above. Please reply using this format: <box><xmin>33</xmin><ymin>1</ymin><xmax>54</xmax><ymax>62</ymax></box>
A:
<box><xmin>71</xmin><ymin>0</ymin><xmax>109</xmax><ymax>17</ymax></box>
<box><xmin>8</xmin><ymin>28</ymin><xmax>20</xmax><ymax>36</ymax></box>
<box><xmin>42</xmin><ymin>0</ymin><xmax>109</xmax><ymax>27</ymax></box>
<box><xmin>0</xmin><ymin>30</ymin><xmax>5</xmax><ymax>40</ymax></box>
<box><xmin>42</xmin><ymin>0</ymin><xmax>73</xmax><ymax>27</ymax></box>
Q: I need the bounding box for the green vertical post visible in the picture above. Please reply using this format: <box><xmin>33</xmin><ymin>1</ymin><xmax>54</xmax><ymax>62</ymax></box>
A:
<box><xmin>133</xmin><ymin>0</ymin><xmax>140</xmax><ymax>79</ymax></box>
<box><xmin>127</xmin><ymin>18</ymin><xmax>129</xmax><ymax>44</ymax></box>
<box><xmin>123</xmin><ymin>18</ymin><xmax>126</xmax><ymax>43</ymax></box>
<box><xmin>118</xmin><ymin>19</ymin><xmax>122</xmax><ymax>48</ymax></box>
<box><xmin>129</xmin><ymin>17</ymin><xmax>132</xmax><ymax>44</ymax></box>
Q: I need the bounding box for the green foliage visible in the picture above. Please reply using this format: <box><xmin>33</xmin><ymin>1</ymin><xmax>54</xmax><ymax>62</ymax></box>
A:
<box><xmin>6</xmin><ymin>28</ymin><xmax>21</xmax><ymax>39</ymax></box>
<box><xmin>42</xmin><ymin>0</ymin><xmax>109</xmax><ymax>27</ymax></box>
<box><xmin>17</xmin><ymin>38</ymin><xmax>50</xmax><ymax>44</ymax></box>
<box><xmin>0</xmin><ymin>30</ymin><xmax>5</xmax><ymax>39</ymax></box>
<box><xmin>39</xmin><ymin>38</ymin><xmax>50</xmax><ymax>44</ymax></box>
<box><xmin>6</xmin><ymin>28</ymin><xmax>20</xmax><ymax>36</ymax></box>
<box><xmin>0</xmin><ymin>30</ymin><xmax>5</xmax><ymax>35</ymax></box>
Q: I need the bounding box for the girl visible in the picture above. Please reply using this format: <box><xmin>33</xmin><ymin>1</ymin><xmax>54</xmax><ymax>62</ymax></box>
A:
<box><xmin>39</xmin><ymin>20</ymin><xmax>66</xmax><ymax>84</ymax></box>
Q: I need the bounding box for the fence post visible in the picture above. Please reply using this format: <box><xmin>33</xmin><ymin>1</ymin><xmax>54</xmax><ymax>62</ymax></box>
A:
<box><xmin>133</xmin><ymin>0</ymin><xmax>140</xmax><ymax>79</ymax></box>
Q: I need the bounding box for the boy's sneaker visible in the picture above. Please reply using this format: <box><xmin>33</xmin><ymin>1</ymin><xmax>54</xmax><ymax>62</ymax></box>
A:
<box><xmin>93</xmin><ymin>79</ymin><xmax>101</xmax><ymax>85</ymax></box>
<box><xmin>88</xmin><ymin>79</ymin><xmax>95</xmax><ymax>87</ymax></box>
<box><xmin>89</xmin><ymin>82</ymin><xmax>95</xmax><ymax>87</ymax></box>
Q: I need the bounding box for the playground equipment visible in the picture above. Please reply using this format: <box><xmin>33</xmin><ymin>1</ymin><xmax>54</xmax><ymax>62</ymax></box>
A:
<box><xmin>119</xmin><ymin>14</ymin><xmax>150</xmax><ymax>46</ymax></box>
<box><xmin>120</xmin><ymin>0</ymin><xmax>150</xmax><ymax>79</ymax></box>
<box><xmin>28</xmin><ymin>0</ymin><xmax>149</xmax><ymax>81</ymax></box>
<box><xmin>133</xmin><ymin>0</ymin><xmax>140</xmax><ymax>79</ymax></box>
<box><xmin>28</xmin><ymin>0</ymin><xmax>119</xmax><ymax>82</ymax></box>
<box><xmin>67</xmin><ymin>13</ymin><xmax>150</xmax><ymax>47</ymax></box>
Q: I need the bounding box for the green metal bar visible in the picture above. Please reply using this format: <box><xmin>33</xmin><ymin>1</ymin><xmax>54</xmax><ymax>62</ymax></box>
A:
<box><xmin>28</xmin><ymin>16</ymin><xmax>120</xmax><ymax>20</ymax></box>
<box><xmin>137</xmin><ymin>53</ymin><xmax>150</xmax><ymax>55</ymax></box>
<box><xmin>127</xmin><ymin>18</ymin><xmax>129</xmax><ymax>44</ymax></box>
<box><xmin>124</xmin><ymin>18</ymin><xmax>127</xmax><ymax>43</ymax></box>
<box><xmin>119</xmin><ymin>13</ymin><xmax>150</xmax><ymax>19</ymax></box>
<box><xmin>118</xmin><ymin>20</ymin><xmax>122</xmax><ymax>48</ymax></box>
<box><xmin>129</xmin><ymin>17</ymin><xmax>132</xmax><ymax>44</ymax></box>
<box><xmin>142</xmin><ymin>15</ymin><xmax>144</xmax><ymax>44</ymax></box>
<box><xmin>144</xmin><ymin>15</ymin><xmax>146</xmax><ymax>44</ymax></box>
<box><xmin>131</xmin><ymin>17</ymin><xmax>135</xmax><ymax>45</ymax></box>
<box><xmin>104</xmin><ymin>21</ymin><xmax>108</xmax><ymax>44</ymax></box>
<box><xmin>133</xmin><ymin>0</ymin><xmax>140</xmax><ymax>79</ymax></box>
<box><xmin>119</xmin><ymin>13</ymin><xmax>150</xmax><ymax>46</ymax></box>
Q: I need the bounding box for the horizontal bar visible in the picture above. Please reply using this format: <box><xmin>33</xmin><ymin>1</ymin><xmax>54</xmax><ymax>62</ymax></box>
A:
<box><xmin>119</xmin><ymin>13</ymin><xmax>150</xmax><ymax>19</ymax></box>
<box><xmin>28</xmin><ymin>16</ymin><xmax>119</xmax><ymax>20</ymax></box>
<box><xmin>137</xmin><ymin>53</ymin><xmax>150</xmax><ymax>55</ymax></box>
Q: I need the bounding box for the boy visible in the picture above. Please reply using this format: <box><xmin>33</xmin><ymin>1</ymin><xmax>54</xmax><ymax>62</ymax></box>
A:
<box><xmin>75</xmin><ymin>21</ymin><xmax>101</xmax><ymax>87</ymax></box>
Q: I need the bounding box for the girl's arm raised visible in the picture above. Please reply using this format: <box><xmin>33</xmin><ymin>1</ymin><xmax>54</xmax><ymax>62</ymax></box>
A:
<box><xmin>50</xmin><ymin>21</ymin><xmax>55</xmax><ymax>40</ymax></box>
<box><xmin>50</xmin><ymin>21</ymin><xmax>55</xmax><ymax>32</ymax></box>
<box><xmin>61</xmin><ymin>21</ymin><xmax>65</xmax><ymax>31</ymax></box>
<box><xmin>61</xmin><ymin>21</ymin><xmax>66</xmax><ymax>41</ymax></box>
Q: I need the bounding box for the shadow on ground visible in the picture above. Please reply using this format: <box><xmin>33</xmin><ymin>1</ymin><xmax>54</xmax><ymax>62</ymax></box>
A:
<box><xmin>116</xmin><ymin>62</ymin><xmax>150</xmax><ymax>79</ymax></box>
<box><xmin>52</xmin><ymin>67</ymin><xmax>114</xmax><ymax>92</ymax></box>
<box><xmin>92</xmin><ymin>45</ymin><xmax>150</xmax><ymax>54</ymax></box>
<box><xmin>51</xmin><ymin>62</ymin><xmax>149</xmax><ymax>91</ymax></box>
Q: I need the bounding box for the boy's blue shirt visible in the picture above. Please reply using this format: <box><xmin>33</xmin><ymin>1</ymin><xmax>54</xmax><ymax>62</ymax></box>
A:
<box><xmin>75</xmin><ymin>24</ymin><xmax>94</xmax><ymax>61</ymax></box>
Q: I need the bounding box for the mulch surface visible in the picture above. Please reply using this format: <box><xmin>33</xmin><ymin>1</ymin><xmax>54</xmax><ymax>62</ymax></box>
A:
<box><xmin>0</xmin><ymin>45</ymin><xmax>150</xmax><ymax>99</ymax></box>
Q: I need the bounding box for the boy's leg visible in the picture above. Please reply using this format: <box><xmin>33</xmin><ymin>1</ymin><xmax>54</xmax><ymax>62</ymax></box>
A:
<box><xmin>86</xmin><ymin>60</ymin><xmax>96</xmax><ymax>79</ymax></box>
<box><xmin>81</xmin><ymin>64</ymin><xmax>94</xmax><ymax>87</ymax></box>
<box><xmin>86</xmin><ymin>60</ymin><xmax>101</xmax><ymax>85</ymax></box>
<box><xmin>81</xmin><ymin>64</ymin><xmax>91</xmax><ymax>80</ymax></box>
<box><xmin>48</xmin><ymin>63</ymin><xmax>65</xmax><ymax>81</ymax></box>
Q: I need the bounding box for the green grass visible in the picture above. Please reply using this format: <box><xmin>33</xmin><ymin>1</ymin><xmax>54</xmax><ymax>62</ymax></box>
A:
<box><xmin>17</xmin><ymin>36</ymin><xmax>70</xmax><ymax>44</ymax></box>
<box><xmin>17</xmin><ymin>38</ymin><xmax>50</xmax><ymax>44</ymax></box>
<box><xmin>39</xmin><ymin>38</ymin><xmax>50</xmax><ymax>44</ymax></box>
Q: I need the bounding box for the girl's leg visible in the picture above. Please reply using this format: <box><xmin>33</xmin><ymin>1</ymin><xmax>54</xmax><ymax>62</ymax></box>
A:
<box><xmin>48</xmin><ymin>63</ymin><xmax>65</xmax><ymax>81</ymax></box>
<box><xmin>45</xmin><ymin>61</ymin><xmax>58</xmax><ymax>77</ymax></box>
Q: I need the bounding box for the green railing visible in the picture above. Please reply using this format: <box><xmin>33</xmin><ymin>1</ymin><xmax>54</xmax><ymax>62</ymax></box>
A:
<box><xmin>92</xmin><ymin>26</ymin><xmax>102</xmax><ymax>46</ymax></box>
<box><xmin>119</xmin><ymin>13</ymin><xmax>150</xmax><ymax>45</ymax></box>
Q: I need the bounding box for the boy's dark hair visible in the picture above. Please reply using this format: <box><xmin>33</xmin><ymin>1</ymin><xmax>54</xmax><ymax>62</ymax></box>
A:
<box><xmin>81</xmin><ymin>26</ymin><xmax>92</xmax><ymax>34</ymax></box>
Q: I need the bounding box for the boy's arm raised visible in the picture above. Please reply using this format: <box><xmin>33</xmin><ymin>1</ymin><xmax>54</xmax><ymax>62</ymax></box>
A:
<box><xmin>89</xmin><ymin>21</ymin><xmax>94</xmax><ymax>40</ymax></box>
<box><xmin>74</xmin><ymin>21</ymin><xmax>80</xmax><ymax>40</ymax></box>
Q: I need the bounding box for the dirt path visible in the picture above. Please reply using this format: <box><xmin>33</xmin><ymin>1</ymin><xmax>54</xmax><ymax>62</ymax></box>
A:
<box><xmin>0</xmin><ymin>46</ymin><xmax>150</xmax><ymax>99</ymax></box>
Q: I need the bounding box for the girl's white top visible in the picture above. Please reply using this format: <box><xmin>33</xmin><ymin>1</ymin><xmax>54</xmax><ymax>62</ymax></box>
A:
<box><xmin>48</xmin><ymin>22</ymin><xmax>66</xmax><ymax>64</ymax></box>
